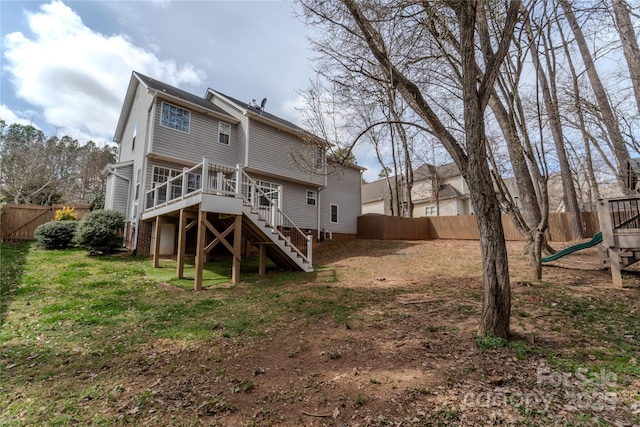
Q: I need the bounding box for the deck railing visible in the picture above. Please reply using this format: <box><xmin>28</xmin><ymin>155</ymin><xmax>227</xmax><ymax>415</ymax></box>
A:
<box><xmin>144</xmin><ymin>158</ymin><xmax>312</xmax><ymax>265</ymax></box>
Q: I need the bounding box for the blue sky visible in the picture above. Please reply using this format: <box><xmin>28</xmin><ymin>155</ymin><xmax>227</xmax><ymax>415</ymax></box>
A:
<box><xmin>0</xmin><ymin>0</ymin><xmax>381</xmax><ymax>180</ymax></box>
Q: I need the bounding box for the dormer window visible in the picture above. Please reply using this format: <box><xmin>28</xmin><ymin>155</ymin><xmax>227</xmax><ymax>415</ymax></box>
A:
<box><xmin>160</xmin><ymin>102</ymin><xmax>190</xmax><ymax>133</ymax></box>
<box><xmin>218</xmin><ymin>122</ymin><xmax>231</xmax><ymax>145</ymax></box>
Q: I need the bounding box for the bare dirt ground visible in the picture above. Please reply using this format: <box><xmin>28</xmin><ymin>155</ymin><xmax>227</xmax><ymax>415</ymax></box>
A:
<box><xmin>115</xmin><ymin>239</ymin><xmax>639</xmax><ymax>426</ymax></box>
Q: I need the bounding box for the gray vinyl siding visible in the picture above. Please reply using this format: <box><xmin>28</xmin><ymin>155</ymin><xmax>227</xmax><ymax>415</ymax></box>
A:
<box><xmin>151</xmin><ymin>99</ymin><xmax>237</xmax><ymax>168</ymax></box>
<box><xmin>114</xmin><ymin>83</ymin><xmax>153</xmax><ymax>221</ymax></box>
<box><xmin>118</xmin><ymin>84</ymin><xmax>153</xmax><ymax>164</ymax></box>
<box><xmin>210</xmin><ymin>97</ymin><xmax>247</xmax><ymax>166</ymax></box>
<box><xmin>246</xmin><ymin>172</ymin><xmax>318</xmax><ymax>231</ymax></box>
<box><xmin>248</xmin><ymin>121</ymin><xmax>325</xmax><ymax>186</ymax></box>
<box><xmin>320</xmin><ymin>165</ymin><xmax>361</xmax><ymax>234</ymax></box>
<box><xmin>105</xmin><ymin>164</ymin><xmax>132</xmax><ymax>217</ymax></box>
<box><xmin>105</xmin><ymin>174</ymin><xmax>115</xmax><ymax>210</ymax></box>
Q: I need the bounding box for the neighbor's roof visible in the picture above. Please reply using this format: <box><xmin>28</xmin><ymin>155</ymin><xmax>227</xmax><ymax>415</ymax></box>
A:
<box><xmin>362</xmin><ymin>178</ymin><xmax>393</xmax><ymax>203</ymax></box>
<box><xmin>413</xmin><ymin>183</ymin><xmax>465</xmax><ymax>203</ymax></box>
<box><xmin>413</xmin><ymin>162</ymin><xmax>462</xmax><ymax>181</ymax></box>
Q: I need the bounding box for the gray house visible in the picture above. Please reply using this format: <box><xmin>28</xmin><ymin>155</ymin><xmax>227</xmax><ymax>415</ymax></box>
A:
<box><xmin>105</xmin><ymin>71</ymin><xmax>362</xmax><ymax>286</ymax></box>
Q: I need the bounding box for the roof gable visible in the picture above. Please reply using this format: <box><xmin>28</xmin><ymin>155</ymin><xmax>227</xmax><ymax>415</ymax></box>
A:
<box><xmin>113</xmin><ymin>71</ymin><xmax>236</xmax><ymax>143</ymax></box>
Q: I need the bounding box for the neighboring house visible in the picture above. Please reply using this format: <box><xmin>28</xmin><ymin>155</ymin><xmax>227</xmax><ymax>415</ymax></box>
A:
<box><xmin>361</xmin><ymin>177</ymin><xmax>395</xmax><ymax>215</ymax></box>
<box><xmin>411</xmin><ymin>163</ymin><xmax>472</xmax><ymax>217</ymax></box>
<box><xmin>362</xmin><ymin>161</ymin><xmax>520</xmax><ymax>217</ymax></box>
<box><xmin>105</xmin><ymin>71</ymin><xmax>362</xmax><ymax>284</ymax></box>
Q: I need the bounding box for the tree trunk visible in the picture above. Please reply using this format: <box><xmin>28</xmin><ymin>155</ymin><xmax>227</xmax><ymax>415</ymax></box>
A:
<box><xmin>611</xmin><ymin>0</ymin><xmax>640</xmax><ymax>115</ymax></box>
<box><xmin>457</xmin><ymin>1</ymin><xmax>511</xmax><ymax>337</ymax></box>
<box><xmin>339</xmin><ymin>0</ymin><xmax>512</xmax><ymax>338</ymax></box>
<box><xmin>560</xmin><ymin>0</ymin><xmax>630</xmax><ymax>191</ymax></box>
<box><xmin>525</xmin><ymin>15</ymin><xmax>583</xmax><ymax>239</ymax></box>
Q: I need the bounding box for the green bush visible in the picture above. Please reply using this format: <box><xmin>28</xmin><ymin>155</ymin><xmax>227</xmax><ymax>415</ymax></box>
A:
<box><xmin>34</xmin><ymin>221</ymin><xmax>78</xmax><ymax>249</ymax></box>
<box><xmin>75</xmin><ymin>210</ymin><xmax>125</xmax><ymax>254</ymax></box>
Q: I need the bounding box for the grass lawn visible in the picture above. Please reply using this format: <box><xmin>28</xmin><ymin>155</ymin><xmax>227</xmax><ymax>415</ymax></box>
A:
<box><xmin>1</xmin><ymin>240</ymin><xmax>639</xmax><ymax>426</ymax></box>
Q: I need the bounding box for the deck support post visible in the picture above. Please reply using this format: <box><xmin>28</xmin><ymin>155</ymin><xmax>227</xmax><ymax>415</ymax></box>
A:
<box><xmin>152</xmin><ymin>215</ymin><xmax>163</xmax><ymax>268</ymax></box>
<box><xmin>177</xmin><ymin>210</ymin><xmax>187</xmax><ymax>279</ymax></box>
<box><xmin>232</xmin><ymin>214</ymin><xmax>242</xmax><ymax>284</ymax></box>
<box><xmin>176</xmin><ymin>210</ymin><xmax>197</xmax><ymax>279</ymax></box>
<box><xmin>194</xmin><ymin>207</ymin><xmax>206</xmax><ymax>291</ymax></box>
<box><xmin>259</xmin><ymin>243</ymin><xmax>267</xmax><ymax>276</ymax></box>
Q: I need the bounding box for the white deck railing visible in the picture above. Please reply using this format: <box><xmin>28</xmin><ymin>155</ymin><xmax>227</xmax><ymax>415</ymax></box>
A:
<box><xmin>144</xmin><ymin>158</ymin><xmax>312</xmax><ymax>265</ymax></box>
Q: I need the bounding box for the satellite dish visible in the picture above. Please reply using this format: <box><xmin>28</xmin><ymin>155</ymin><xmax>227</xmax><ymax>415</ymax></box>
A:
<box><xmin>260</xmin><ymin>98</ymin><xmax>267</xmax><ymax>110</ymax></box>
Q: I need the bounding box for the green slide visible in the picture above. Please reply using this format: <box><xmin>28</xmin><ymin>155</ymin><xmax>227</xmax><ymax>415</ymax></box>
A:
<box><xmin>541</xmin><ymin>232</ymin><xmax>603</xmax><ymax>263</ymax></box>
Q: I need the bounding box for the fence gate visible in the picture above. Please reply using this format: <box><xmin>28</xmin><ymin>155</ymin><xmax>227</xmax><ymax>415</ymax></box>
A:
<box><xmin>1</xmin><ymin>203</ymin><xmax>91</xmax><ymax>241</ymax></box>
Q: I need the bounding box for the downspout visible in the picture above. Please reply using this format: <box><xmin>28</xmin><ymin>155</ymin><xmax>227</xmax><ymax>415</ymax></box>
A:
<box><xmin>106</xmin><ymin>166</ymin><xmax>132</xmax><ymax>230</ymax></box>
<box><xmin>318</xmin><ymin>154</ymin><xmax>329</xmax><ymax>241</ymax></box>
<box><xmin>244</xmin><ymin>115</ymin><xmax>250</xmax><ymax>167</ymax></box>
<box><xmin>133</xmin><ymin>98</ymin><xmax>155</xmax><ymax>253</ymax></box>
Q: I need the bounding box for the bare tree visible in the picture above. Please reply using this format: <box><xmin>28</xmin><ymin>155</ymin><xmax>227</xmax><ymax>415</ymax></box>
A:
<box><xmin>559</xmin><ymin>0</ymin><xmax>631</xmax><ymax>191</ymax></box>
<box><xmin>300</xmin><ymin>0</ymin><xmax>520</xmax><ymax>337</ymax></box>
<box><xmin>611</xmin><ymin>0</ymin><xmax>640</xmax><ymax>115</ymax></box>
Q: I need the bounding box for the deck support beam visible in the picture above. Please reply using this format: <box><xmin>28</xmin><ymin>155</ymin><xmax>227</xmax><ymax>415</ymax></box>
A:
<box><xmin>232</xmin><ymin>215</ymin><xmax>242</xmax><ymax>284</ymax></box>
<box><xmin>177</xmin><ymin>209</ymin><xmax>197</xmax><ymax>279</ymax></box>
<box><xmin>194</xmin><ymin>208</ymin><xmax>207</xmax><ymax>291</ymax></box>
<box><xmin>152</xmin><ymin>215</ymin><xmax>169</xmax><ymax>268</ymax></box>
<box><xmin>194</xmin><ymin>208</ymin><xmax>243</xmax><ymax>290</ymax></box>
<box><xmin>259</xmin><ymin>243</ymin><xmax>267</xmax><ymax>276</ymax></box>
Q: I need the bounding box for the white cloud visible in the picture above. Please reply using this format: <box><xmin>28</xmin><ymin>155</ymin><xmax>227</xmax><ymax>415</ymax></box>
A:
<box><xmin>280</xmin><ymin>94</ymin><xmax>305</xmax><ymax>125</ymax></box>
<box><xmin>3</xmin><ymin>1</ymin><xmax>206</xmax><ymax>142</ymax></box>
<box><xmin>0</xmin><ymin>104</ymin><xmax>40</xmax><ymax>127</ymax></box>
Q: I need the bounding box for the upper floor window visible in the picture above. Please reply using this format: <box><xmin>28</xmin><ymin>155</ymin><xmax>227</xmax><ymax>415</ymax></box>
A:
<box><xmin>306</xmin><ymin>190</ymin><xmax>317</xmax><ymax>206</ymax></box>
<box><xmin>313</xmin><ymin>146</ymin><xmax>324</xmax><ymax>170</ymax></box>
<box><xmin>132</xmin><ymin>122</ymin><xmax>137</xmax><ymax>151</ymax></box>
<box><xmin>160</xmin><ymin>102</ymin><xmax>190</xmax><ymax>133</ymax></box>
<box><xmin>219</xmin><ymin>122</ymin><xmax>231</xmax><ymax>145</ymax></box>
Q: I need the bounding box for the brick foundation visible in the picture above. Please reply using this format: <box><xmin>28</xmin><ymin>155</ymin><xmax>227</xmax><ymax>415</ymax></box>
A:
<box><xmin>135</xmin><ymin>220</ymin><xmax>153</xmax><ymax>256</ymax></box>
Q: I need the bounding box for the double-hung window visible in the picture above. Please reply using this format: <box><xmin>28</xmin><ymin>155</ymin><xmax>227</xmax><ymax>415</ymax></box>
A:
<box><xmin>330</xmin><ymin>204</ymin><xmax>339</xmax><ymax>223</ymax></box>
<box><xmin>160</xmin><ymin>102</ymin><xmax>190</xmax><ymax>133</ymax></box>
<box><xmin>306</xmin><ymin>190</ymin><xmax>317</xmax><ymax>206</ymax></box>
<box><xmin>313</xmin><ymin>146</ymin><xmax>324</xmax><ymax>170</ymax></box>
<box><xmin>219</xmin><ymin>122</ymin><xmax>231</xmax><ymax>145</ymax></box>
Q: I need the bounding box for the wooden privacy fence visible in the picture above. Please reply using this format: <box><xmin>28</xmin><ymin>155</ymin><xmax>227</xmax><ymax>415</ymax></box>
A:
<box><xmin>358</xmin><ymin>211</ymin><xmax>600</xmax><ymax>242</ymax></box>
<box><xmin>1</xmin><ymin>203</ymin><xmax>92</xmax><ymax>241</ymax></box>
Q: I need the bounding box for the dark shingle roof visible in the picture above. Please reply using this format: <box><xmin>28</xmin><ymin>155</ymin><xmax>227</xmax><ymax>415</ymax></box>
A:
<box><xmin>134</xmin><ymin>71</ymin><xmax>232</xmax><ymax>118</ymax></box>
<box><xmin>211</xmin><ymin>91</ymin><xmax>304</xmax><ymax>132</ymax></box>
<box><xmin>362</xmin><ymin>178</ymin><xmax>392</xmax><ymax>203</ymax></box>
<box><xmin>413</xmin><ymin>162</ymin><xmax>462</xmax><ymax>180</ymax></box>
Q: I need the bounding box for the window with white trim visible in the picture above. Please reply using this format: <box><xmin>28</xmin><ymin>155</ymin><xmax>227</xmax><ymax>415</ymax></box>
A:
<box><xmin>330</xmin><ymin>204</ymin><xmax>339</xmax><ymax>223</ymax></box>
<box><xmin>152</xmin><ymin>166</ymin><xmax>181</xmax><ymax>186</ymax></box>
<box><xmin>160</xmin><ymin>102</ymin><xmax>190</xmax><ymax>133</ymax></box>
<box><xmin>218</xmin><ymin>122</ymin><xmax>231</xmax><ymax>145</ymax></box>
<box><xmin>313</xmin><ymin>146</ymin><xmax>324</xmax><ymax>169</ymax></box>
<box><xmin>132</xmin><ymin>122</ymin><xmax>137</xmax><ymax>151</ymax></box>
<box><xmin>306</xmin><ymin>190</ymin><xmax>317</xmax><ymax>206</ymax></box>
<box><xmin>254</xmin><ymin>179</ymin><xmax>279</xmax><ymax>207</ymax></box>
<box><xmin>424</xmin><ymin>206</ymin><xmax>436</xmax><ymax>216</ymax></box>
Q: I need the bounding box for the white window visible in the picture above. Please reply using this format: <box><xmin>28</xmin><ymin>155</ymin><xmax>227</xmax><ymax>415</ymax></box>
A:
<box><xmin>424</xmin><ymin>206</ymin><xmax>436</xmax><ymax>216</ymax></box>
<box><xmin>160</xmin><ymin>102</ymin><xmax>190</xmax><ymax>133</ymax></box>
<box><xmin>218</xmin><ymin>122</ymin><xmax>231</xmax><ymax>145</ymax></box>
<box><xmin>152</xmin><ymin>166</ymin><xmax>181</xmax><ymax>185</ymax></box>
<box><xmin>306</xmin><ymin>190</ymin><xmax>317</xmax><ymax>206</ymax></box>
<box><xmin>330</xmin><ymin>204</ymin><xmax>339</xmax><ymax>223</ymax></box>
<box><xmin>132</xmin><ymin>122</ymin><xmax>137</xmax><ymax>151</ymax></box>
<box><xmin>313</xmin><ymin>146</ymin><xmax>324</xmax><ymax>169</ymax></box>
